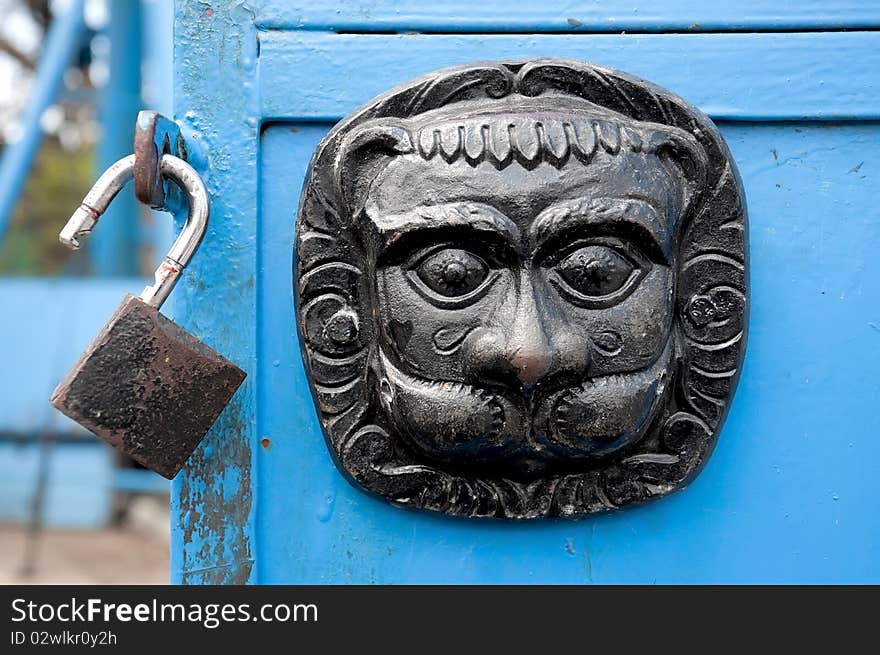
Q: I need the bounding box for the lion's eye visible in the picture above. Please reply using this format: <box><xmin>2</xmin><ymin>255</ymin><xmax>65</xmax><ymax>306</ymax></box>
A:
<box><xmin>556</xmin><ymin>245</ymin><xmax>635</xmax><ymax>296</ymax></box>
<box><xmin>552</xmin><ymin>244</ymin><xmax>644</xmax><ymax>306</ymax></box>
<box><xmin>414</xmin><ymin>248</ymin><xmax>489</xmax><ymax>298</ymax></box>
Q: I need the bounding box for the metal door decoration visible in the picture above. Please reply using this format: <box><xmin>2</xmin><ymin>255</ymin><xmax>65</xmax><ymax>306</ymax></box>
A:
<box><xmin>294</xmin><ymin>58</ymin><xmax>748</xmax><ymax>519</ymax></box>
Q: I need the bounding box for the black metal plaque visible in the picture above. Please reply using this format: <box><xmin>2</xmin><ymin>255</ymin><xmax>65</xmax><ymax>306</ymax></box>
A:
<box><xmin>294</xmin><ymin>59</ymin><xmax>748</xmax><ymax>519</ymax></box>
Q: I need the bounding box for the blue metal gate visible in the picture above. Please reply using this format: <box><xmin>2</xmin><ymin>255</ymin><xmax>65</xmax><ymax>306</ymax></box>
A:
<box><xmin>170</xmin><ymin>1</ymin><xmax>880</xmax><ymax>584</ymax></box>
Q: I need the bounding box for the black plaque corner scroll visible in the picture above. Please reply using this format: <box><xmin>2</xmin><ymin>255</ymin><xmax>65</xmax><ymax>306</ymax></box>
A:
<box><xmin>294</xmin><ymin>59</ymin><xmax>748</xmax><ymax>519</ymax></box>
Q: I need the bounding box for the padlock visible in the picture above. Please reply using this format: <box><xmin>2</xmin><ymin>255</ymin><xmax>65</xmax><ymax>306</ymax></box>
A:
<box><xmin>50</xmin><ymin>153</ymin><xmax>246</xmax><ymax>479</ymax></box>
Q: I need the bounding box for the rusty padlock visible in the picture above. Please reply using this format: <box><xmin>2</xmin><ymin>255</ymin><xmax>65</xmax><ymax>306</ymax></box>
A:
<box><xmin>50</xmin><ymin>153</ymin><xmax>245</xmax><ymax>479</ymax></box>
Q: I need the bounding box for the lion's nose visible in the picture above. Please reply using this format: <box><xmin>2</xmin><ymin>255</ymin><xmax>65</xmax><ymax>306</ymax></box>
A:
<box><xmin>509</xmin><ymin>337</ymin><xmax>552</xmax><ymax>387</ymax></box>
<box><xmin>463</xmin><ymin>273</ymin><xmax>589</xmax><ymax>392</ymax></box>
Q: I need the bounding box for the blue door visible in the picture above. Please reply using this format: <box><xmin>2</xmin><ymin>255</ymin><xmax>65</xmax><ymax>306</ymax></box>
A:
<box><xmin>169</xmin><ymin>1</ymin><xmax>880</xmax><ymax>584</ymax></box>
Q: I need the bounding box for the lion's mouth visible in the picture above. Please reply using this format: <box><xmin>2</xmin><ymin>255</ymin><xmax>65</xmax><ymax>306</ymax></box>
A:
<box><xmin>376</xmin><ymin>337</ymin><xmax>674</xmax><ymax>476</ymax></box>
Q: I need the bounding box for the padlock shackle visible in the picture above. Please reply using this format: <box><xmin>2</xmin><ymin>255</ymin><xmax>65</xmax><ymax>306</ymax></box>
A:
<box><xmin>140</xmin><ymin>155</ymin><xmax>210</xmax><ymax>308</ymax></box>
<box><xmin>59</xmin><ymin>153</ymin><xmax>210</xmax><ymax>310</ymax></box>
<box><xmin>59</xmin><ymin>154</ymin><xmax>136</xmax><ymax>250</ymax></box>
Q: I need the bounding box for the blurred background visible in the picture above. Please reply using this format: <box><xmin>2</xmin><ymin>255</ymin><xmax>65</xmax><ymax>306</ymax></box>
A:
<box><xmin>0</xmin><ymin>0</ymin><xmax>173</xmax><ymax>583</ymax></box>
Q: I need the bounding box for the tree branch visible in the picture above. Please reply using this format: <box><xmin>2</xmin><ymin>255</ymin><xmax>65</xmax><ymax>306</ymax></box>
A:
<box><xmin>0</xmin><ymin>38</ymin><xmax>36</xmax><ymax>70</ymax></box>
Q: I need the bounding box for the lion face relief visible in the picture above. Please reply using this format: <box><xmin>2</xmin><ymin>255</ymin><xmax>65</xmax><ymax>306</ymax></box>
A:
<box><xmin>295</xmin><ymin>60</ymin><xmax>747</xmax><ymax>519</ymax></box>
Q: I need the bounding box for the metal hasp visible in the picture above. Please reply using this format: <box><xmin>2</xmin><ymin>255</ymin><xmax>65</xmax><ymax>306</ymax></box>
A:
<box><xmin>51</xmin><ymin>151</ymin><xmax>246</xmax><ymax>479</ymax></box>
<box><xmin>294</xmin><ymin>59</ymin><xmax>748</xmax><ymax>518</ymax></box>
<box><xmin>134</xmin><ymin>110</ymin><xmax>187</xmax><ymax>209</ymax></box>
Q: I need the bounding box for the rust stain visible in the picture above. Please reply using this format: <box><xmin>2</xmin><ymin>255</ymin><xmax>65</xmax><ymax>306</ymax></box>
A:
<box><xmin>260</xmin><ymin>437</ymin><xmax>271</xmax><ymax>449</ymax></box>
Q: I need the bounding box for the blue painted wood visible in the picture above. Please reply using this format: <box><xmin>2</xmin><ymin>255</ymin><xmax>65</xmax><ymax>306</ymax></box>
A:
<box><xmin>112</xmin><ymin>469</ymin><xmax>170</xmax><ymax>494</ymax></box>
<box><xmin>171</xmin><ymin>1</ymin><xmax>261</xmax><ymax>585</ymax></box>
<box><xmin>254</xmin><ymin>0</ymin><xmax>880</xmax><ymax>32</ymax></box>
<box><xmin>258</xmin><ymin>31</ymin><xmax>880</xmax><ymax>122</ymax></box>
<box><xmin>0</xmin><ymin>278</ymin><xmax>147</xmax><ymax>528</ymax></box>
<box><xmin>0</xmin><ymin>278</ymin><xmax>148</xmax><ymax>436</ymax></box>
<box><xmin>172</xmin><ymin>2</ymin><xmax>880</xmax><ymax>583</ymax></box>
<box><xmin>254</xmin><ymin>122</ymin><xmax>880</xmax><ymax>583</ymax></box>
<box><xmin>0</xmin><ymin>443</ymin><xmax>113</xmax><ymax>527</ymax></box>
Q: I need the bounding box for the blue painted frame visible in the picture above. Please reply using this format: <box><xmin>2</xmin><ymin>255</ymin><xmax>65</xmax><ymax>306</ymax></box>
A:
<box><xmin>254</xmin><ymin>1</ymin><xmax>880</xmax><ymax>33</ymax></box>
<box><xmin>172</xmin><ymin>2</ymin><xmax>880</xmax><ymax>583</ymax></box>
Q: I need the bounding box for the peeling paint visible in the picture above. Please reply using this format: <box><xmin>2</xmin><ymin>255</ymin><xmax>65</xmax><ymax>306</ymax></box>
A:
<box><xmin>171</xmin><ymin>0</ymin><xmax>260</xmax><ymax>585</ymax></box>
